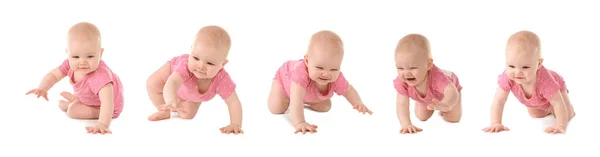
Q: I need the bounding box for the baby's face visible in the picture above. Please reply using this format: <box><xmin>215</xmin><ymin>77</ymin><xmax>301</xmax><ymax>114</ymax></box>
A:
<box><xmin>66</xmin><ymin>40</ymin><xmax>103</xmax><ymax>75</ymax></box>
<box><xmin>305</xmin><ymin>52</ymin><xmax>343</xmax><ymax>86</ymax></box>
<box><xmin>504</xmin><ymin>50</ymin><xmax>541</xmax><ymax>85</ymax></box>
<box><xmin>187</xmin><ymin>44</ymin><xmax>227</xmax><ymax>79</ymax></box>
<box><xmin>395</xmin><ymin>52</ymin><xmax>430</xmax><ymax>87</ymax></box>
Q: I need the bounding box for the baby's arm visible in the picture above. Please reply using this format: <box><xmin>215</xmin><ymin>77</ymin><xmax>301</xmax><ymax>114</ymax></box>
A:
<box><xmin>39</xmin><ymin>68</ymin><xmax>67</xmax><ymax>90</ymax></box>
<box><xmin>162</xmin><ymin>73</ymin><xmax>185</xmax><ymax>108</ymax></box>
<box><xmin>27</xmin><ymin>68</ymin><xmax>67</xmax><ymax>100</ymax></box>
<box><xmin>289</xmin><ymin>82</ymin><xmax>307</xmax><ymax>126</ymax></box>
<box><xmin>482</xmin><ymin>86</ymin><xmax>511</xmax><ymax>133</ymax></box>
<box><xmin>97</xmin><ymin>83</ymin><xmax>115</xmax><ymax>127</ymax></box>
<box><xmin>547</xmin><ymin>91</ymin><xmax>569</xmax><ymax>132</ymax></box>
<box><xmin>224</xmin><ymin>92</ymin><xmax>243</xmax><ymax>127</ymax></box>
<box><xmin>396</xmin><ymin>93</ymin><xmax>412</xmax><ymax>126</ymax></box>
<box><xmin>434</xmin><ymin>84</ymin><xmax>460</xmax><ymax>111</ymax></box>
<box><xmin>489</xmin><ymin>86</ymin><xmax>510</xmax><ymax>124</ymax></box>
<box><xmin>343</xmin><ymin>85</ymin><xmax>372</xmax><ymax>114</ymax></box>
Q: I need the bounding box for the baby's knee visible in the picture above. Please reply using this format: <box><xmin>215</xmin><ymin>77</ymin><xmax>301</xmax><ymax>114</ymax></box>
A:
<box><xmin>179</xmin><ymin>112</ymin><xmax>197</xmax><ymax>119</ymax></box>
<box><xmin>310</xmin><ymin>104</ymin><xmax>331</xmax><ymax>112</ymax></box>
<box><xmin>527</xmin><ymin>108</ymin><xmax>549</xmax><ymax>118</ymax></box>
<box><xmin>443</xmin><ymin>115</ymin><xmax>461</xmax><ymax>123</ymax></box>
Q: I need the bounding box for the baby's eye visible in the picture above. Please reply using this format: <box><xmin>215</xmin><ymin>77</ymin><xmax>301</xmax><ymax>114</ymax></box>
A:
<box><xmin>330</xmin><ymin>69</ymin><xmax>339</xmax><ymax>71</ymax></box>
<box><xmin>71</xmin><ymin>56</ymin><xmax>79</xmax><ymax>59</ymax></box>
<box><xmin>508</xmin><ymin>65</ymin><xmax>515</xmax><ymax>68</ymax></box>
<box><xmin>316</xmin><ymin>67</ymin><xmax>324</xmax><ymax>70</ymax></box>
<box><xmin>193</xmin><ymin>57</ymin><xmax>199</xmax><ymax>61</ymax></box>
<box><xmin>87</xmin><ymin>55</ymin><xmax>94</xmax><ymax>58</ymax></box>
<box><xmin>410</xmin><ymin>67</ymin><xmax>418</xmax><ymax>69</ymax></box>
<box><xmin>207</xmin><ymin>62</ymin><xmax>215</xmax><ymax>66</ymax></box>
<box><xmin>397</xmin><ymin>67</ymin><xmax>404</xmax><ymax>70</ymax></box>
<box><xmin>522</xmin><ymin>66</ymin><xmax>530</xmax><ymax>69</ymax></box>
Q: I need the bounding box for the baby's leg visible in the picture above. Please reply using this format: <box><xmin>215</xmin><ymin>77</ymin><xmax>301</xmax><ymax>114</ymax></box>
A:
<box><xmin>147</xmin><ymin>62</ymin><xmax>172</xmax><ymax>121</ymax></box>
<box><xmin>66</xmin><ymin>100</ymin><xmax>100</xmax><ymax>119</ymax></box>
<box><xmin>177</xmin><ymin>101</ymin><xmax>201</xmax><ymax>119</ymax></box>
<box><xmin>59</xmin><ymin>100</ymin><xmax>69</xmax><ymax>112</ymax></box>
<box><xmin>441</xmin><ymin>93</ymin><xmax>462</xmax><ymax>123</ymax></box>
<box><xmin>59</xmin><ymin>92</ymin><xmax>79</xmax><ymax>112</ymax></box>
<box><xmin>414</xmin><ymin>102</ymin><xmax>434</xmax><ymax>121</ymax></box>
<box><xmin>527</xmin><ymin>107</ymin><xmax>551</xmax><ymax>118</ymax></box>
<box><xmin>268</xmin><ymin>80</ymin><xmax>290</xmax><ymax>114</ymax></box>
<box><xmin>308</xmin><ymin>99</ymin><xmax>332</xmax><ymax>112</ymax></box>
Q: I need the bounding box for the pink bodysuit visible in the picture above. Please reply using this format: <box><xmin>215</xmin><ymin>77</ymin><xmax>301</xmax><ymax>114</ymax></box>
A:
<box><xmin>394</xmin><ymin>64</ymin><xmax>462</xmax><ymax>106</ymax></box>
<box><xmin>274</xmin><ymin>59</ymin><xmax>350</xmax><ymax>103</ymax></box>
<box><xmin>497</xmin><ymin>65</ymin><xmax>567</xmax><ymax>109</ymax></box>
<box><xmin>169</xmin><ymin>54</ymin><xmax>236</xmax><ymax>103</ymax></box>
<box><xmin>58</xmin><ymin>59</ymin><xmax>124</xmax><ymax>118</ymax></box>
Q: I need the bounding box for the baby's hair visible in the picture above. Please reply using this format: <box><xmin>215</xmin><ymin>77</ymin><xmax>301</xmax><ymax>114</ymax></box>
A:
<box><xmin>67</xmin><ymin>22</ymin><xmax>102</xmax><ymax>47</ymax></box>
<box><xmin>395</xmin><ymin>33</ymin><xmax>432</xmax><ymax>59</ymax></box>
<box><xmin>194</xmin><ymin>25</ymin><xmax>232</xmax><ymax>57</ymax></box>
<box><xmin>506</xmin><ymin>30</ymin><xmax>541</xmax><ymax>58</ymax></box>
<box><xmin>307</xmin><ymin>30</ymin><xmax>344</xmax><ymax>57</ymax></box>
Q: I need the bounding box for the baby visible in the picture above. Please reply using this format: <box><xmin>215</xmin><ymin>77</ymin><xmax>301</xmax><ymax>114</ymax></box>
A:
<box><xmin>482</xmin><ymin>31</ymin><xmax>575</xmax><ymax>134</ymax></box>
<box><xmin>393</xmin><ymin>34</ymin><xmax>463</xmax><ymax>134</ymax></box>
<box><xmin>26</xmin><ymin>22</ymin><xmax>124</xmax><ymax>134</ymax></box>
<box><xmin>268</xmin><ymin>30</ymin><xmax>372</xmax><ymax>134</ymax></box>
<box><xmin>146</xmin><ymin>25</ymin><xmax>243</xmax><ymax>134</ymax></box>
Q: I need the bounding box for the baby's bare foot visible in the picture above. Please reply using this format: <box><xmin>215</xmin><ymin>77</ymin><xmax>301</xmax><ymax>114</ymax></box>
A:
<box><xmin>59</xmin><ymin>100</ymin><xmax>69</xmax><ymax>111</ymax></box>
<box><xmin>148</xmin><ymin>111</ymin><xmax>171</xmax><ymax>121</ymax></box>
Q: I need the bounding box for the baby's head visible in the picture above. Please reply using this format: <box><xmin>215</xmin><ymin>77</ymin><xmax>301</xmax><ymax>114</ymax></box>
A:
<box><xmin>187</xmin><ymin>25</ymin><xmax>231</xmax><ymax>79</ymax></box>
<box><xmin>303</xmin><ymin>30</ymin><xmax>344</xmax><ymax>85</ymax></box>
<box><xmin>504</xmin><ymin>30</ymin><xmax>543</xmax><ymax>85</ymax></box>
<box><xmin>66</xmin><ymin>22</ymin><xmax>103</xmax><ymax>75</ymax></box>
<box><xmin>394</xmin><ymin>34</ymin><xmax>433</xmax><ymax>87</ymax></box>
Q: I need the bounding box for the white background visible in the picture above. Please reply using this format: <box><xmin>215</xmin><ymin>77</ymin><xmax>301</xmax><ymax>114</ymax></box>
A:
<box><xmin>1</xmin><ymin>0</ymin><xmax>598</xmax><ymax>156</ymax></box>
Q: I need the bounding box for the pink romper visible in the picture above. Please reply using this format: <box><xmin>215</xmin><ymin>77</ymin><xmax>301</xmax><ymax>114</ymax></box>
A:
<box><xmin>169</xmin><ymin>54</ymin><xmax>236</xmax><ymax>103</ymax></box>
<box><xmin>498</xmin><ymin>65</ymin><xmax>568</xmax><ymax>109</ymax></box>
<box><xmin>394</xmin><ymin>64</ymin><xmax>462</xmax><ymax>106</ymax></box>
<box><xmin>274</xmin><ymin>59</ymin><xmax>350</xmax><ymax>103</ymax></box>
<box><xmin>58</xmin><ymin>59</ymin><xmax>124</xmax><ymax>118</ymax></box>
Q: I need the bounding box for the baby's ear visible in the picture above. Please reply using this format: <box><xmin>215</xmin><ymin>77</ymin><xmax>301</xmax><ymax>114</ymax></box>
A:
<box><xmin>99</xmin><ymin>48</ymin><xmax>104</xmax><ymax>56</ymax></box>
<box><xmin>222</xmin><ymin>59</ymin><xmax>229</xmax><ymax>66</ymax></box>
<box><xmin>427</xmin><ymin>59</ymin><xmax>433</xmax><ymax>70</ymax></box>
<box><xmin>538</xmin><ymin>58</ymin><xmax>544</xmax><ymax>68</ymax></box>
<box><xmin>303</xmin><ymin>54</ymin><xmax>308</xmax><ymax>64</ymax></box>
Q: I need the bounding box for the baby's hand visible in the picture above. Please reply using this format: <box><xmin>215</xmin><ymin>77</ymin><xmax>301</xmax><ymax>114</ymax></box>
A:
<box><xmin>25</xmin><ymin>88</ymin><xmax>49</xmax><ymax>101</ymax></box>
<box><xmin>352</xmin><ymin>103</ymin><xmax>373</xmax><ymax>115</ymax></box>
<box><xmin>294</xmin><ymin>122</ymin><xmax>318</xmax><ymax>134</ymax></box>
<box><xmin>220</xmin><ymin>124</ymin><xmax>244</xmax><ymax>134</ymax></box>
<box><xmin>427</xmin><ymin>99</ymin><xmax>452</xmax><ymax>112</ymax></box>
<box><xmin>86</xmin><ymin>122</ymin><xmax>112</xmax><ymax>134</ymax></box>
<box><xmin>400</xmin><ymin>124</ymin><xmax>423</xmax><ymax>134</ymax></box>
<box><xmin>482</xmin><ymin>123</ymin><xmax>510</xmax><ymax>133</ymax></box>
<box><xmin>545</xmin><ymin>124</ymin><xmax>566</xmax><ymax>134</ymax></box>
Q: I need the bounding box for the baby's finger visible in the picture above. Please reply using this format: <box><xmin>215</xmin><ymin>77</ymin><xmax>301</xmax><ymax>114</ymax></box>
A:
<box><xmin>25</xmin><ymin>89</ymin><xmax>36</xmax><ymax>95</ymax></box>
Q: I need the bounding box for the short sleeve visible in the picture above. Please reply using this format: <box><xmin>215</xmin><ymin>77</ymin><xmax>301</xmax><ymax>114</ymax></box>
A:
<box><xmin>216</xmin><ymin>71</ymin><xmax>236</xmax><ymax>100</ymax></box>
<box><xmin>289</xmin><ymin>62</ymin><xmax>310</xmax><ymax>88</ymax></box>
<box><xmin>539</xmin><ymin>71</ymin><xmax>561</xmax><ymax>100</ymax></box>
<box><xmin>333</xmin><ymin>72</ymin><xmax>350</xmax><ymax>95</ymax></box>
<box><xmin>497</xmin><ymin>71</ymin><xmax>512</xmax><ymax>91</ymax></box>
<box><xmin>58</xmin><ymin>59</ymin><xmax>70</xmax><ymax>75</ymax></box>
<box><xmin>394</xmin><ymin>78</ymin><xmax>409</xmax><ymax>96</ymax></box>
<box><xmin>431</xmin><ymin>70</ymin><xmax>452</xmax><ymax>93</ymax></box>
<box><xmin>89</xmin><ymin>68</ymin><xmax>114</xmax><ymax>95</ymax></box>
<box><xmin>172</xmin><ymin>55</ymin><xmax>194</xmax><ymax>82</ymax></box>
